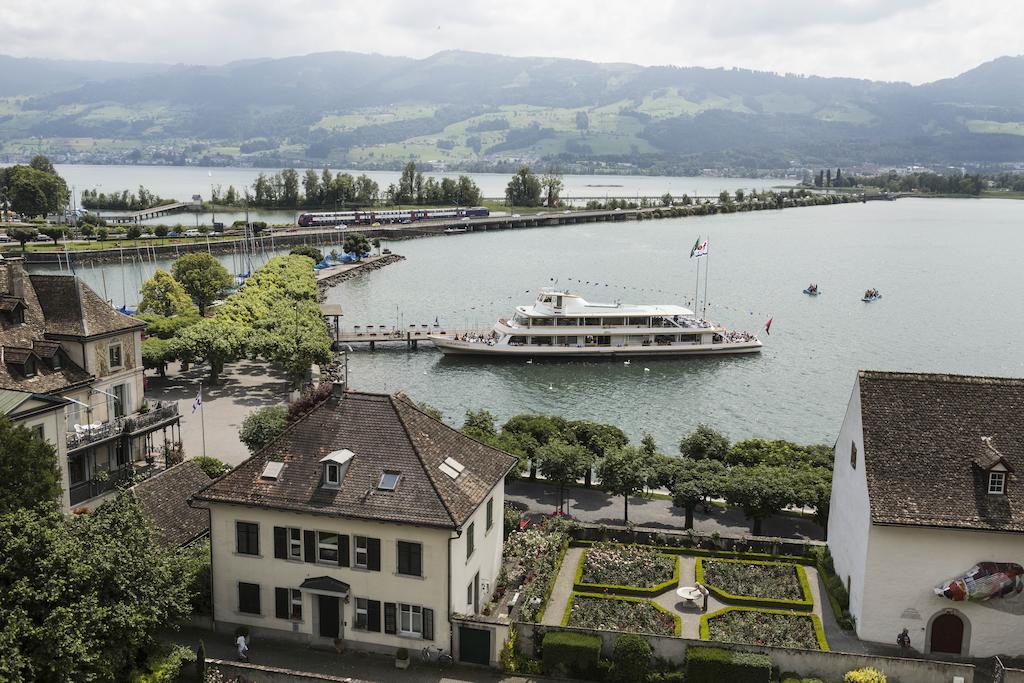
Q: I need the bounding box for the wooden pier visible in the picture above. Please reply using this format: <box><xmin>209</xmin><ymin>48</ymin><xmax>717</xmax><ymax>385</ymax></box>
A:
<box><xmin>331</xmin><ymin>325</ymin><xmax>488</xmax><ymax>350</ymax></box>
<box><xmin>104</xmin><ymin>201</ymin><xmax>196</xmax><ymax>224</ymax></box>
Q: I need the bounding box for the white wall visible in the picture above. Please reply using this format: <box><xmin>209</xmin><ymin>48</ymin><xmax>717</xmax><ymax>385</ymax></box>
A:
<box><xmin>20</xmin><ymin>402</ymin><xmax>70</xmax><ymax>512</ymax></box>
<box><xmin>826</xmin><ymin>375</ymin><xmax>872</xmax><ymax>624</ymax></box>
<box><xmin>209</xmin><ymin>503</ymin><xmax>453</xmax><ymax>652</ymax></box>
<box><xmin>450</xmin><ymin>481</ymin><xmax>505</xmax><ymax>617</ymax></box>
<box><xmin>860</xmin><ymin>524</ymin><xmax>1024</xmax><ymax>658</ymax></box>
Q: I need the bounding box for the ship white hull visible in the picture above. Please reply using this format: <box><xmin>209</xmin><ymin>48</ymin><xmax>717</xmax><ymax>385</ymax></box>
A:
<box><xmin>429</xmin><ymin>336</ymin><xmax>762</xmax><ymax>357</ymax></box>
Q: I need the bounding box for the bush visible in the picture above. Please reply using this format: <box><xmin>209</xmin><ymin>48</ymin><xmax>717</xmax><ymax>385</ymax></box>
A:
<box><xmin>684</xmin><ymin>646</ymin><xmax>771</xmax><ymax>683</ymax></box>
<box><xmin>503</xmin><ymin>503</ymin><xmax>524</xmax><ymax>539</ymax></box>
<box><xmin>131</xmin><ymin>644</ymin><xmax>196</xmax><ymax>682</ymax></box>
<box><xmin>612</xmin><ymin>634</ymin><xmax>652</xmax><ymax>682</ymax></box>
<box><xmin>542</xmin><ymin>631</ymin><xmax>602</xmax><ymax>678</ymax></box>
<box><xmin>396</xmin><ymin>647</ymin><xmax>409</xmax><ymax>660</ymax></box>
<box><xmin>289</xmin><ymin>245</ymin><xmax>322</xmax><ymax>261</ymax></box>
<box><xmin>239</xmin><ymin>405</ymin><xmax>288</xmax><ymax>453</ymax></box>
<box><xmin>191</xmin><ymin>455</ymin><xmax>230</xmax><ymax>479</ymax></box>
<box><xmin>844</xmin><ymin>668</ymin><xmax>886</xmax><ymax>683</ymax></box>
<box><xmin>287</xmin><ymin>383</ymin><xmax>332</xmax><ymax>423</ymax></box>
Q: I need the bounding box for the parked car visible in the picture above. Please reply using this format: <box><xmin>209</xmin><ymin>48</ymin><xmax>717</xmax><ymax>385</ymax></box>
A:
<box><xmin>183</xmin><ymin>229</ymin><xmax>201</xmax><ymax>237</ymax></box>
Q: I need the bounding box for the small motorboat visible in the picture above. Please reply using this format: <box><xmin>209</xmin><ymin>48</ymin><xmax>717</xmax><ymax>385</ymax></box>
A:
<box><xmin>803</xmin><ymin>288</ymin><xmax>821</xmax><ymax>296</ymax></box>
<box><xmin>862</xmin><ymin>290</ymin><xmax>882</xmax><ymax>302</ymax></box>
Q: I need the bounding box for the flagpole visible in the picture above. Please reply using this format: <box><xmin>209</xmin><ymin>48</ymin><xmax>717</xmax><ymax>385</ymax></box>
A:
<box><xmin>199</xmin><ymin>382</ymin><xmax>207</xmax><ymax>457</ymax></box>
<box><xmin>703</xmin><ymin>238</ymin><xmax>710</xmax><ymax>319</ymax></box>
<box><xmin>694</xmin><ymin>254</ymin><xmax>700</xmax><ymax>315</ymax></box>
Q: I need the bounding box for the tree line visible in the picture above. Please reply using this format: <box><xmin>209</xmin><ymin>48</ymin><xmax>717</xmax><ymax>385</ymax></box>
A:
<box><xmin>80</xmin><ymin>185</ymin><xmax>172</xmax><ymax>211</ymax></box>
<box><xmin>505</xmin><ymin>165</ymin><xmax>564</xmax><ymax>207</ymax></box>
<box><xmin>385</xmin><ymin>161</ymin><xmax>482</xmax><ymax>206</ymax></box>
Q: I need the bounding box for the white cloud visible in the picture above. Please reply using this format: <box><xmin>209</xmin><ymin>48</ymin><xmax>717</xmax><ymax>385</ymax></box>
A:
<box><xmin>0</xmin><ymin>0</ymin><xmax>1020</xmax><ymax>83</ymax></box>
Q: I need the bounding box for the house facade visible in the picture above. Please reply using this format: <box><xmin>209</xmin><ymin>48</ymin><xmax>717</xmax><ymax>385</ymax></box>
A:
<box><xmin>194</xmin><ymin>388</ymin><xmax>516</xmax><ymax>662</ymax></box>
<box><xmin>0</xmin><ymin>259</ymin><xmax>181</xmax><ymax>512</ymax></box>
<box><xmin>828</xmin><ymin>371</ymin><xmax>1024</xmax><ymax>658</ymax></box>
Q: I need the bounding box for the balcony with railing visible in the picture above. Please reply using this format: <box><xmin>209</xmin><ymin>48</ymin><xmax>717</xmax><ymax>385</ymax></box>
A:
<box><xmin>67</xmin><ymin>402</ymin><xmax>179</xmax><ymax>452</ymax></box>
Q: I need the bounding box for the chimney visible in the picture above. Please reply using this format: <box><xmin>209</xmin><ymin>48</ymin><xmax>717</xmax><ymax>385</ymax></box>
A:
<box><xmin>332</xmin><ymin>379</ymin><xmax>346</xmax><ymax>398</ymax></box>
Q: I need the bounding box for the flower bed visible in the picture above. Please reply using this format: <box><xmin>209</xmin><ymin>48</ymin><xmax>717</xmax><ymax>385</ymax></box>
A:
<box><xmin>697</xmin><ymin>558</ymin><xmax>812</xmax><ymax>610</ymax></box>
<box><xmin>575</xmin><ymin>543</ymin><xmax>677</xmax><ymax>595</ymax></box>
<box><xmin>701</xmin><ymin>607</ymin><xmax>828</xmax><ymax>651</ymax></box>
<box><xmin>503</xmin><ymin>518</ymin><xmax>572</xmax><ymax>622</ymax></box>
<box><xmin>563</xmin><ymin>593</ymin><xmax>679</xmax><ymax>636</ymax></box>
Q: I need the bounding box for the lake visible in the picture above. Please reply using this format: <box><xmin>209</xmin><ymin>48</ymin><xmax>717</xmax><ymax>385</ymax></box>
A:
<box><xmin>33</xmin><ymin>191</ymin><xmax>1024</xmax><ymax>450</ymax></box>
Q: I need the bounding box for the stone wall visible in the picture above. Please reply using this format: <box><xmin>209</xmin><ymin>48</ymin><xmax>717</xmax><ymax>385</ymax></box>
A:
<box><xmin>208</xmin><ymin>659</ymin><xmax>369</xmax><ymax>682</ymax></box>
<box><xmin>517</xmin><ymin>623</ymin><xmax>976</xmax><ymax>683</ymax></box>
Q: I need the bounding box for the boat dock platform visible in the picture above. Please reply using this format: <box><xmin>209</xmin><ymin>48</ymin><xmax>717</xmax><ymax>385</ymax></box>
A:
<box><xmin>331</xmin><ymin>325</ymin><xmax>488</xmax><ymax>350</ymax></box>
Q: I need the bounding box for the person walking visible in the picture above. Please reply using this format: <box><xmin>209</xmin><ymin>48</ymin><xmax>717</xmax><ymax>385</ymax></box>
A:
<box><xmin>236</xmin><ymin>633</ymin><xmax>249</xmax><ymax>662</ymax></box>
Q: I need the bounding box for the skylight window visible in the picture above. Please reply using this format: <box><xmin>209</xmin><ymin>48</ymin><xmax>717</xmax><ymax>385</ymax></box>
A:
<box><xmin>378</xmin><ymin>471</ymin><xmax>400</xmax><ymax>491</ymax></box>
<box><xmin>261</xmin><ymin>461</ymin><xmax>284</xmax><ymax>480</ymax></box>
<box><xmin>439</xmin><ymin>456</ymin><xmax>465</xmax><ymax>480</ymax></box>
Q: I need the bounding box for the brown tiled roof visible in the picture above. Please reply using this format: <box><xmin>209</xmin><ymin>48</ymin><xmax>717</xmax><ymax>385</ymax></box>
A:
<box><xmin>859</xmin><ymin>370</ymin><xmax>1024</xmax><ymax>532</ymax></box>
<box><xmin>31</xmin><ymin>340</ymin><xmax>60</xmax><ymax>358</ymax></box>
<box><xmin>3</xmin><ymin>346</ymin><xmax>32</xmax><ymax>364</ymax></box>
<box><xmin>131</xmin><ymin>461</ymin><xmax>212</xmax><ymax>548</ymax></box>
<box><xmin>194</xmin><ymin>391</ymin><xmax>518</xmax><ymax>529</ymax></box>
<box><xmin>29</xmin><ymin>274</ymin><xmax>144</xmax><ymax>337</ymax></box>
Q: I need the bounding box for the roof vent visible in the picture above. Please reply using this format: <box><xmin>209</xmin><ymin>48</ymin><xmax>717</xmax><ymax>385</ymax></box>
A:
<box><xmin>439</xmin><ymin>456</ymin><xmax>465</xmax><ymax>480</ymax></box>
<box><xmin>261</xmin><ymin>461</ymin><xmax>284</xmax><ymax>480</ymax></box>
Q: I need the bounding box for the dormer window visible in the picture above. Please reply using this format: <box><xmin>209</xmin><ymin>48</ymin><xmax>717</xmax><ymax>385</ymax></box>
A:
<box><xmin>51</xmin><ymin>351</ymin><xmax>62</xmax><ymax>370</ymax></box>
<box><xmin>320</xmin><ymin>449</ymin><xmax>354</xmax><ymax>488</ymax></box>
<box><xmin>23</xmin><ymin>357</ymin><xmax>36</xmax><ymax>377</ymax></box>
<box><xmin>989</xmin><ymin>471</ymin><xmax>1006</xmax><ymax>495</ymax></box>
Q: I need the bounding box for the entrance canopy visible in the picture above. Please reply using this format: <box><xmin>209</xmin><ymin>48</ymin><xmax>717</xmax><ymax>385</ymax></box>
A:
<box><xmin>300</xmin><ymin>576</ymin><xmax>351</xmax><ymax>595</ymax></box>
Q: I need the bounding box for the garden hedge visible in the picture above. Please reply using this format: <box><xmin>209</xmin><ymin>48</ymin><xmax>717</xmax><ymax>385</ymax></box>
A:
<box><xmin>562</xmin><ymin>592</ymin><xmax>682</xmax><ymax>636</ymax></box>
<box><xmin>684</xmin><ymin>646</ymin><xmax>772</xmax><ymax>683</ymax></box>
<box><xmin>541</xmin><ymin>630</ymin><xmax>602</xmax><ymax>677</ymax></box>
<box><xmin>573</xmin><ymin>546</ymin><xmax>680</xmax><ymax>597</ymax></box>
<box><xmin>696</xmin><ymin>558</ymin><xmax>814</xmax><ymax>611</ymax></box>
<box><xmin>700</xmin><ymin>606</ymin><xmax>830</xmax><ymax>651</ymax></box>
<box><xmin>569</xmin><ymin>540</ymin><xmax>816</xmax><ymax>566</ymax></box>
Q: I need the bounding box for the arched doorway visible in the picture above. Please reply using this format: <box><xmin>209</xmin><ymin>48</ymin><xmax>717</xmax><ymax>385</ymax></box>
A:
<box><xmin>930</xmin><ymin>612</ymin><xmax>965</xmax><ymax>654</ymax></box>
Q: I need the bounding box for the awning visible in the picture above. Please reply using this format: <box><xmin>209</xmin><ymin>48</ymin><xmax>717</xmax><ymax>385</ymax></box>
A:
<box><xmin>300</xmin><ymin>576</ymin><xmax>351</xmax><ymax>595</ymax></box>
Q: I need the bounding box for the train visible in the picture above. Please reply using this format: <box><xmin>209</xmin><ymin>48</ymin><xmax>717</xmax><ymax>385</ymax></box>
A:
<box><xmin>296</xmin><ymin>206</ymin><xmax>490</xmax><ymax>228</ymax></box>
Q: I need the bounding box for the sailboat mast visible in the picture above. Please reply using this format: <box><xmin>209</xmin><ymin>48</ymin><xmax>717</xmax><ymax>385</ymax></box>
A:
<box><xmin>703</xmin><ymin>238</ymin><xmax>710</xmax><ymax>319</ymax></box>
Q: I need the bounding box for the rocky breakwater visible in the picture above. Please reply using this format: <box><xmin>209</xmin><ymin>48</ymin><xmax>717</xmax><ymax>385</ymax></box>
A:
<box><xmin>316</xmin><ymin>253</ymin><xmax>406</xmax><ymax>299</ymax></box>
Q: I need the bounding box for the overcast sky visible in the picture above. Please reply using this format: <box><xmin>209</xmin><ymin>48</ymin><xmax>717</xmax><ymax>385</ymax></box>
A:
<box><xmin>2</xmin><ymin>0</ymin><xmax>1021</xmax><ymax>84</ymax></box>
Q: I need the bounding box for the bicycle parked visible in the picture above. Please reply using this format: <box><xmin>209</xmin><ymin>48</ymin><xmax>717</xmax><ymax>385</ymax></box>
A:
<box><xmin>420</xmin><ymin>645</ymin><xmax>453</xmax><ymax>668</ymax></box>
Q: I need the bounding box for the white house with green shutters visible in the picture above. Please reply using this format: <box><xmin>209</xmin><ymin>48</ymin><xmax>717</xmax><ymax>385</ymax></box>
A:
<box><xmin>193</xmin><ymin>387</ymin><xmax>516</xmax><ymax>662</ymax></box>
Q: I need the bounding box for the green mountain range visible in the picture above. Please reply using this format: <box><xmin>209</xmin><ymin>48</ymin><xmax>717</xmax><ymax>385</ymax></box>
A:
<box><xmin>2</xmin><ymin>50</ymin><xmax>1023</xmax><ymax>172</ymax></box>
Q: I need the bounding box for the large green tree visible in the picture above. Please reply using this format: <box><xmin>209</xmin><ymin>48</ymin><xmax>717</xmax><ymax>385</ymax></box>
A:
<box><xmin>570</xmin><ymin>420</ymin><xmax>628</xmax><ymax>487</ymax></box>
<box><xmin>536</xmin><ymin>439</ymin><xmax>590</xmax><ymax>513</ymax></box>
<box><xmin>505</xmin><ymin>166</ymin><xmax>543</xmax><ymax>207</ymax></box>
<box><xmin>170</xmin><ymin>253</ymin><xmax>233</xmax><ymax>314</ymax></box>
<box><xmin>0</xmin><ymin>160</ymin><xmax>68</xmax><ymax>217</ymax></box>
<box><xmin>169</xmin><ymin>317</ymin><xmax>247</xmax><ymax>383</ymax></box>
<box><xmin>723</xmin><ymin>464</ymin><xmax>795</xmax><ymax>536</ymax></box>
<box><xmin>0</xmin><ymin>418</ymin><xmax>62</xmax><ymax>512</ymax></box>
<box><xmin>342</xmin><ymin>232</ymin><xmax>371</xmax><ymax>258</ymax></box>
<box><xmin>597</xmin><ymin>445</ymin><xmax>652</xmax><ymax>524</ymax></box>
<box><xmin>138</xmin><ymin>269</ymin><xmax>200</xmax><ymax>318</ymax></box>
<box><xmin>679</xmin><ymin>424</ymin><xmax>730</xmax><ymax>462</ymax></box>
<box><xmin>0</xmin><ymin>496</ymin><xmax>192</xmax><ymax>681</ymax></box>
<box><xmin>502</xmin><ymin>413</ymin><xmax>569</xmax><ymax>480</ymax></box>
<box><xmin>669</xmin><ymin>458</ymin><xmax>727</xmax><ymax>529</ymax></box>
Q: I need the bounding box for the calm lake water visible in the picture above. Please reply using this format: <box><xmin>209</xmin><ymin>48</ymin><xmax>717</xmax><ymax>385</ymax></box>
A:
<box><xmin>33</xmin><ymin>193</ymin><xmax>1024</xmax><ymax>449</ymax></box>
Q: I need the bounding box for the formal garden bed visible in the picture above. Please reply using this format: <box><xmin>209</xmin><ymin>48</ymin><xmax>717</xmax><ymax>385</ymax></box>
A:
<box><xmin>563</xmin><ymin>593</ymin><xmax>680</xmax><ymax>636</ymax></box>
<box><xmin>697</xmin><ymin>558</ymin><xmax>812</xmax><ymax>610</ymax></box>
<box><xmin>502</xmin><ymin>515</ymin><xmax>572</xmax><ymax>622</ymax></box>
<box><xmin>574</xmin><ymin>543</ymin><xmax>679</xmax><ymax>595</ymax></box>
<box><xmin>700</xmin><ymin>607</ymin><xmax>829</xmax><ymax>651</ymax></box>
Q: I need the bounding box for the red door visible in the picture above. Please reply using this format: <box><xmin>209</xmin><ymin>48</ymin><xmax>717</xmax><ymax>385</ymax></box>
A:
<box><xmin>931</xmin><ymin>613</ymin><xmax>964</xmax><ymax>654</ymax></box>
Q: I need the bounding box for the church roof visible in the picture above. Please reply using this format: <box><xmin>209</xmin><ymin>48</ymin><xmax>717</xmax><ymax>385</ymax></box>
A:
<box><xmin>858</xmin><ymin>370</ymin><xmax>1024</xmax><ymax>532</ymax></box>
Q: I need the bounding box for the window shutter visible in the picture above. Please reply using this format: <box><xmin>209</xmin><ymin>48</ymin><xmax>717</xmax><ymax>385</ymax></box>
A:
<box><xmin>422</xmin><ymin>608</ymin><xmax>434</xmax><ymax>641</ymax></box>
<box><xmin>367</xmin><ymin>599</ymin><xmax>381</xmax><ymax>632</ymax></box>
<box><xmin>273</xmin><ymin>527</ymin><xmax>287</xmax><ymax>559</ymax></box>
<box><xmin>413</xmin><ymin>543</ymin><xmax>422</xmax><ymax>577</ymax></box>
<box><xmin>367</xmin><ymin>537</ymin><xmax>381</xmax><ymax>571</ymax></box>
<box><xmin>275</xmin><ymin>587</ymin><xmax>289</xmax><ymax>619</ymax></box>
<box><xmin>303</xmin><ymin>530</ymin><xmax>316</xmax><ymax>563</ymax></box>
<box><xmin>384</xmin><ymin>602</ymin><xmax>397</xmax><ymax>634</ymax></box>
<box><xmin>338</xmin><ymin>534</ymin><xmax>350</xmax><ymax>567</ymax></box>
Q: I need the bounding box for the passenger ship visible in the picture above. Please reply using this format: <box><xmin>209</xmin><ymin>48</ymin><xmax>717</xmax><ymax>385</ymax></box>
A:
<box><xmin>429</xmin><ymin>289</ymin><xmax>762</xmax><ymax>357</ymax></box>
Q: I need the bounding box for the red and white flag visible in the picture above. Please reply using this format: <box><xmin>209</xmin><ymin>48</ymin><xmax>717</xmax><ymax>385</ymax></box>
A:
<box><xmin>764</xmin><ymin>316</ymin><xmax>773</xmax><ymax>335</ymax></box>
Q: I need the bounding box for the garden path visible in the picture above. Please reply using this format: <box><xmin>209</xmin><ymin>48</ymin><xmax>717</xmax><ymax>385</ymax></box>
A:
<box><xmin>541</xmin><ymin>546</ymin><xmax>584</xmax><ymax>626</ymax></box>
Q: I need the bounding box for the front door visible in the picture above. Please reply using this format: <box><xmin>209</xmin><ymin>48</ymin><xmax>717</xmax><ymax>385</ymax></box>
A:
<box><xmin>318</xmin><ymin>595</ymin><xmax>340</xmax><ymax>639</ymax></box>
<box><xmin>931</xmin><ymin>612</ymin><xmax>964</xmax><ymax>654</ymax></box>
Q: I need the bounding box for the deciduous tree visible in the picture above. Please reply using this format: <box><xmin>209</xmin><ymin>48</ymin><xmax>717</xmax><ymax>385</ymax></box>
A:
<box><xmin>669</xmin><ymin>458</ymin><xmax>727</xmax><ymax>529</ymax></box>
<box><xmin>505</xmin><ymin>166</ymin><xmax>542</xmax><ymax>207</ymax></box>
<box><xmin>679</xmin><ymin>424</ymin><xmax>730</xmax><ymax>462</ymax></box>
<box><xmin>239</xmin><ymin>405</ymin><xmax>288</xmax><ymax>453</ymax></box>
<box><xmin>723</xmin><ymin>464</ymin><xmax>795</xmax><ymax>536</ymax></box>
<box><xmin>0</xmin><ymin>418</ymin><xmax>62</xmax><ymax>512</ymax></box>
<box><xmin>171</xmin><ymin>252</ymin><xmax>233</xmax><ymax>314</ymax></box>
<box><xmin>536</xmin><ymin>440</ymin><xmax>590</xmax><ymax>513</ymax></box>
<box><xmin>138</xmin><ymin>269</ymin><xmax>200</xmax><ymax>318</ymax></box>
<box><xmin>597</xmin><ymin>445</ymin><xmax>652</xmax><ymax>524</ymax></box>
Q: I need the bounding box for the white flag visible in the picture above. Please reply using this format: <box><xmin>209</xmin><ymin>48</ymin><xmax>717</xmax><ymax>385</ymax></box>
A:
<box><xmin>192</xmin><ymin>387</ymin><xmax>203</xmax><ymax>414</ymax></box>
